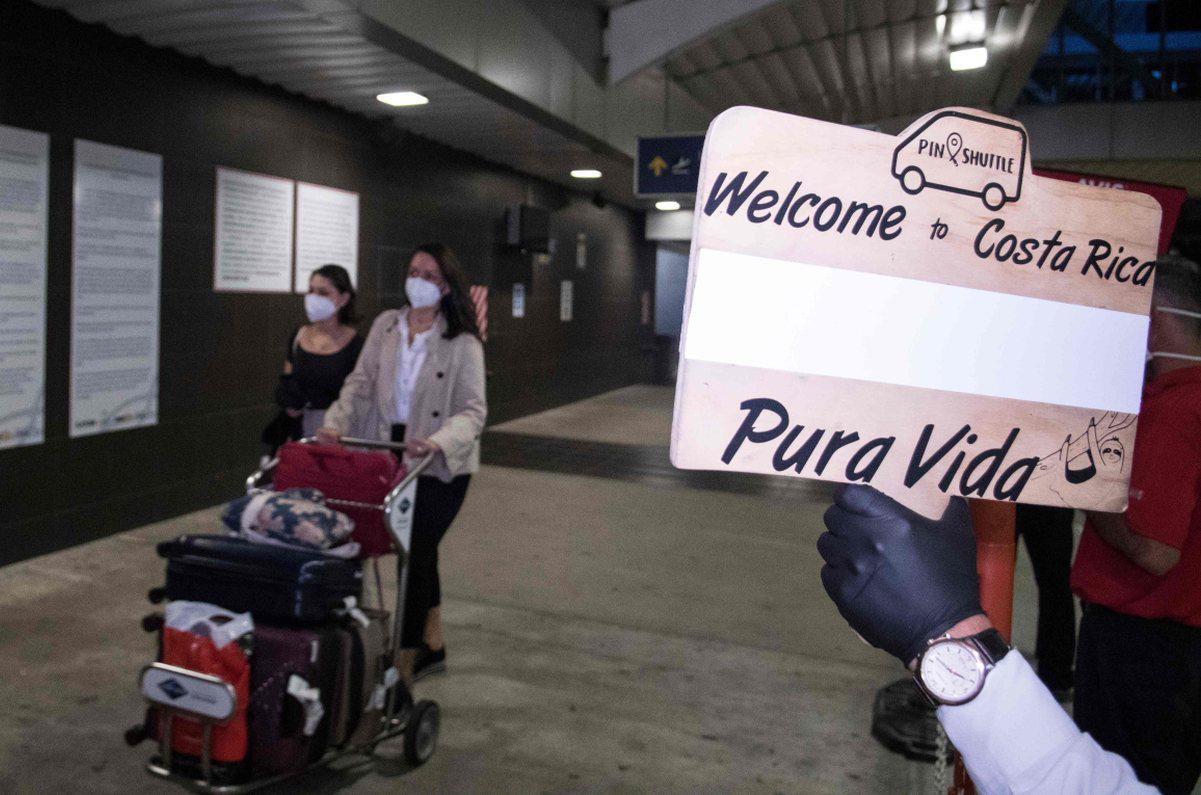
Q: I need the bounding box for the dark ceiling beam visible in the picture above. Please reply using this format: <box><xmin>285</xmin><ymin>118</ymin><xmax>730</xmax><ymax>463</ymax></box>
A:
<box><xmin>992</xmin><ymin>0</ymin><xmax>1070</xmax><ymax>110</ymax></box>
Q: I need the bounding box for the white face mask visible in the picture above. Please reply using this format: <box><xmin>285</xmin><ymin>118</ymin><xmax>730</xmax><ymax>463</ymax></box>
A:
<box><xmin>305</xmin><ymin>293</ymin><xmax>338</xmax><ymax>322</ymax></box>
<box><xmin>1147</xmin><ymin>305</ymin><xmax>1201</xmax><ymax>362</ymax></box>
<box><xmin>406</xmin><ymin>276</ymin><xmax>443</xmax><ymax>309</ymax></box>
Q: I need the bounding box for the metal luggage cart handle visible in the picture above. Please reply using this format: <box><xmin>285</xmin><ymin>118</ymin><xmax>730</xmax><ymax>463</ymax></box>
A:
<box><xmin>140</xmin><ymin>663</ymin><xmax>238</xmax><ymax>786</ymax></box>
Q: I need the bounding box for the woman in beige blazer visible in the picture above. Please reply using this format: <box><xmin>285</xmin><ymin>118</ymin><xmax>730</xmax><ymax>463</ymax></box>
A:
<box><xmin>318</xmin><ymin>243</ymin><xmax>486</xmax><ymax>683</ymax></box>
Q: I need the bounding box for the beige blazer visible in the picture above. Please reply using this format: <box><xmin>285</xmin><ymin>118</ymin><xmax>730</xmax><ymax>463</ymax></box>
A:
<box><xmin>324</xmin><ymin>308</ymin><xmax>486</xmax><ymax>482</ymax></box>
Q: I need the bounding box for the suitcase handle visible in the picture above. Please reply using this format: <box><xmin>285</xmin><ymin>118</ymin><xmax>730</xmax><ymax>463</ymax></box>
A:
<box><xmin>247</xmin><ymin>437</ymin><xmax>407</xmax><ymax>494</ymax></box>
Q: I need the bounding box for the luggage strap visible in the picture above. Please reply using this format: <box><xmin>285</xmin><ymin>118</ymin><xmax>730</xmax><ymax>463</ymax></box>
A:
<box><xmin>286</xmin><ymin>675</ymin><xmax>325</xmax><ymax>736</ymax></box>
<box><xmin>369</xmin><ymin>667</ymin><xmax>400</xmax><ymax>712</ymax></box>
<box><xmin>324</xmin><ymin>497</ymin><xmax>386</xmax><ymax>512</ymax></box>
<box><xmin>338</xmin><ymin>596</ymin><xmax>370</xmax><ymax>628</ymax></box>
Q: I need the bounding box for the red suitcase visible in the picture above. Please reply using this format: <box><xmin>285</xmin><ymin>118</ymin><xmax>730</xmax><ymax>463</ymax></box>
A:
<box><xmin>272</xmin><ymin>442</ymin><xmax>405</xmax><ymax>557</ymax></box>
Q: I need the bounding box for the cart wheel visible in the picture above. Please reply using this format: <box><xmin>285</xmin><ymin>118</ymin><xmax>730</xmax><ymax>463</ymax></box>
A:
<box><xmin>141</xmin><ymin>613</ymin><xmax>164</xmax><ymax>633</ymax></box>
<box><xmin>403</xmin><ymin>700</ymin><xmax>439</xmax><ymax>766</ymax></box>
<box><xmin>147</xmin><ymin>586</ymin><xmax>166</xmax><ymax>604</ymax></box>
<box><xmin>124</xmin><ymin>724</ymin><xmax>149</xmax><ymax>746</ymax></box>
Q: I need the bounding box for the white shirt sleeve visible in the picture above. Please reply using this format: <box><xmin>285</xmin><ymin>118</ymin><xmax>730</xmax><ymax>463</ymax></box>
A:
<box><xmin>937</xmin><ymin>652</ymin><xmax>1155</xmax><ymax>795</ymax></box>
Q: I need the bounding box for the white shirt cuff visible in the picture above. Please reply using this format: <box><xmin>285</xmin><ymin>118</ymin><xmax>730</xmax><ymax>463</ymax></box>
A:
<box><xmin>937</xmin><ymin>651</ymin><xmax>1153</xmax><ymax>794</ymax></box>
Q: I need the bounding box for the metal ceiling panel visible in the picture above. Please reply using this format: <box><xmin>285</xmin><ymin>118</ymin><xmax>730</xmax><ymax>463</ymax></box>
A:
<box><xmin>30</xmin><ymin>0</ymin><xmax>637</xmax><ymax>204</ymax></box>
<box><xmin>193</xmin><ymin>34</ymin><xmax>368</xmax><ymax>55</ymax></box>
<box><xmin>104</xmin><ymin>4</ymin><xmax>310</xmax><ymax>35</ymax></box>
<box><xmin>665</xmin><ymin>0</ymin><xmax>1048</xmax><ymax>125</ymax></box>
<box><xmin>30</xmin><ymin>0</ymin><xmax>1056</xmax><ymax>205</ymax></box>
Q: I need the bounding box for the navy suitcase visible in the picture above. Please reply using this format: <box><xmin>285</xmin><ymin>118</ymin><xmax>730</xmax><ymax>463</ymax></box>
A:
<box><xmin>157</xmin><ymin>535</ymin><xmax>361</xmax><ymax>623</ymax></box>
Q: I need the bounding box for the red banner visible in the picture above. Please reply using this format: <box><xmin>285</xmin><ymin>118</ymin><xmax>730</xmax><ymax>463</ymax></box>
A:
<box><xmin>1034</xmin><ymin>167</ymin><xmax>1188</xmax><ymax>256</ymax></box>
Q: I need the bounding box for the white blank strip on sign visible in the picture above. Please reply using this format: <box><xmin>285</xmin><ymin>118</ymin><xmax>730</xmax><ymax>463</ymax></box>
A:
<box><xmin>684</xmin><ymin>248</ymin><xmax>1148</xmax><ymax>414</ymax></box>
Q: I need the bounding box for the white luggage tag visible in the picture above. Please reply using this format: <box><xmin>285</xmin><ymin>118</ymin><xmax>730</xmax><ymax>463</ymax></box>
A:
<box><xmin>369</xmin><ymin>666</ymin><xmax>401</xmax><ymax>712</ymax></box>
<box><xmin>286</xmin><ymin>675</ymin><xmax>325</xmax><ymax>736</ymax></box>
<box><xmin>338</xmin><ymin>596</ymin><xmax>370</xmax><ymax>628</ymax></box>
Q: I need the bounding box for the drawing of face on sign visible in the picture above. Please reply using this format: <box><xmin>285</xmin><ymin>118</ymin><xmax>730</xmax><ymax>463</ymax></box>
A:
<box><xmin>1099</xmin><ymin>437</ymin><xmax>1126</xmax><ymax>469</ymax></box>
<box><xmin>670</xmin><ymin>105</ymin><xmax>1161</xmax><ymax>515</ymax></box>
<box><xmin>1031</xmin><ymin>412</ymin><xmax>1135</xmax><ymax>505</ymax></box>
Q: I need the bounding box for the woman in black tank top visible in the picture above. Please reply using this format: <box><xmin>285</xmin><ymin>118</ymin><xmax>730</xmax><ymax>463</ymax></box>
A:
<box><xmin>276</xmin><ymin>265</ymin><xmax>363</xmax><ymax>439</ymax></box>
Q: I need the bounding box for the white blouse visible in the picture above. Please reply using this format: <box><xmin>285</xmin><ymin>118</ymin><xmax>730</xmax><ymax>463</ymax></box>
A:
<box><xmin>394</xmin><ymin>322</ymin><xmax>435</xmax><ymax>424</ymax></box>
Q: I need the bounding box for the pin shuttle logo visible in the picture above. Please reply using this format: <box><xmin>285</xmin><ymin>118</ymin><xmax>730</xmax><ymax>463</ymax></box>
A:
<box><xmin>891</xmin><ymin>111</ymin><xmax>1027</xmax><ymax>211</ymax></box>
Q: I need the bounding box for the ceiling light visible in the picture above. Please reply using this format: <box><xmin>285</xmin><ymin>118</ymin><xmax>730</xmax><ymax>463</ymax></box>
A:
<box><xmin>949</xmin><ymin>45</ymin><xmax>988</xmax><ymax>72</ymax></box>
<box><xmin>571</xmin><ymin>169</ymin><xmax>603</xmax><ymax>179</ymax></box>
<box><xmin>655</xmin><ymin>200</ymin><xmax>681</xmax><ymax>211</ymax></box>
<box><xmin>376</xmin><ymin>91</ymin><xmax>428</xmax><ymax>107</ymax></box>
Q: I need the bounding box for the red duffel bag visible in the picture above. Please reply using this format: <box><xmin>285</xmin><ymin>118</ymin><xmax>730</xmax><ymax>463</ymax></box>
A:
<box><xmin>272</xmin><ymin>441</ymin><xmax>405</xmax><ymax>557</ymax></box>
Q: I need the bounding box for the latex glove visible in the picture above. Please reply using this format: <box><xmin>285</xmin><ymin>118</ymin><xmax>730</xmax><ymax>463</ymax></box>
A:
<box><xmin>818</xmin><ymin>485</ymin><xmax>982</xmax><ymax>666</ymax></box>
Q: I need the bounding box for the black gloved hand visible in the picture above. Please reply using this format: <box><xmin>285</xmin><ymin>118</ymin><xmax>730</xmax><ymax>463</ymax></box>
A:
<box><xmin>818</xmin><ymin>485</ymin><xmax>982</xmax><ymax>666</ymax></box>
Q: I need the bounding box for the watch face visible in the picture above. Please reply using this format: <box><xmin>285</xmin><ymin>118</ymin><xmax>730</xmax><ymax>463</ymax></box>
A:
<box><xmin>919</xmin><ymin>639</ymin><xmax>986</xmax><ymax>705</ymax></box>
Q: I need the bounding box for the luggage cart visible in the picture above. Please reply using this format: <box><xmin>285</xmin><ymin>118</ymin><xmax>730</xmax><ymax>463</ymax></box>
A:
<box><xmin>129</xmin><ymin>439</ymin><xmax>439</xmax><ymax>793</ymax></box>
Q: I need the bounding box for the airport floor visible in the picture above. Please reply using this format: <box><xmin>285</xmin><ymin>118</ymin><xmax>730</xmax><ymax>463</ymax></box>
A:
<box><xmin>0</xmin><ymin>385</ymin><xmax>1051</xmax><ymax>794</ymax></box>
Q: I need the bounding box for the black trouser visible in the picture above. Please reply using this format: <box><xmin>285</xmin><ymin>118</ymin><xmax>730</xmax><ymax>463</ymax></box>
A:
<box><xmin>1074</xmin><ymin>603</ymin><xmax>1201</xmax><ymax>795</ymax></box>
<box><xmin>1015</xmin><ymin>504</ymin><xmax>1076</xmax><ymax>691</ymax></box>
<box><xmin>393</xmin><ymin>424</ymin><xmax>471</xmax><ymax>648</ymax></box>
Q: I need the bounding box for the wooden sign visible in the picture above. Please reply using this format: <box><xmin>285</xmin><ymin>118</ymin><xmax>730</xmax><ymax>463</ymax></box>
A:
<box><xmin>670</xmin><ymin>106</ymin><xmax>1161</xmax><ymax>513</ymax></box>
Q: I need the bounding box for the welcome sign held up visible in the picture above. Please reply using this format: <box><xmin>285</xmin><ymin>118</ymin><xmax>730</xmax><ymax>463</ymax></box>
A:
<box><xmin>670</xmin><ymin>107</ymin><xmax>1161</xmax><ymax>513</ymax></box>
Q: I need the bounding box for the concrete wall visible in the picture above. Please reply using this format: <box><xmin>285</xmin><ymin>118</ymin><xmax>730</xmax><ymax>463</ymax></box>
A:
<box><xmin>0</xmin><ymin>1</ymin><xmax>656</xmax><ymax>566</ymax></box>
<box><xmin>1016</xmin><ymin>100</ymin><xmax>1201</xmax><ymax>163</ymax></box>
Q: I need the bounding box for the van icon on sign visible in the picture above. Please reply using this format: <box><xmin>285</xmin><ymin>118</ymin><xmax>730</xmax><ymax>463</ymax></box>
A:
<box><xmin>891</xmin><ymin>110</ymin><xmax>1027</xmax><ymax>210</ymax></box>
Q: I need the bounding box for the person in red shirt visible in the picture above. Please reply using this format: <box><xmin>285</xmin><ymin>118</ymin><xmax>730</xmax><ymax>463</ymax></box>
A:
<box><xmin>1071</xmin><ymin>254</ymin><xmax>1201</xmax><ymax>795</ymax></box>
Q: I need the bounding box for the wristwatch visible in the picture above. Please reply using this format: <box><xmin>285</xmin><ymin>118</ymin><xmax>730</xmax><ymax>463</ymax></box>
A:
<box><xmin>913</xmin><ymin>628</ymin><xmax>1010</xmax><ymax>706</ymax></box>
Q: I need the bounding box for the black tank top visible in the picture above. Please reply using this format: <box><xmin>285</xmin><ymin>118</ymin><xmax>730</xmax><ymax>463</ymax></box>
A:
<box><xmin>286</xmin><ymin>327</ymin><xmax>364</xmax><ymax>410</ymax></box>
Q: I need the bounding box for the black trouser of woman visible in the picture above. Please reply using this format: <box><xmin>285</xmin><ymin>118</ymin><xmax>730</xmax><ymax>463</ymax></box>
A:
<box><xmin>392</xmin><ymin>424</ymin><xmax>471</xmax><ymax>648</ymax></box>
<box><xmin>1014</xmin><ymin>503</ymin><xmax>1076</xmax><ymax>692</ymax></box>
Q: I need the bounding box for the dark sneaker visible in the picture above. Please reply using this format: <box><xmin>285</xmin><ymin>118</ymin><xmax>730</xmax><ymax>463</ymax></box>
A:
<box><xmin>411</xmin><ymin>644</ymin><xmax>447</xmax><ymax>683</ymax></box>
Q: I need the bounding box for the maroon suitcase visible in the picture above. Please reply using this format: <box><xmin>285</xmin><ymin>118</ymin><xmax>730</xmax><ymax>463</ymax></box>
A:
<box><xmin>248</xmin><ymin>624</ymin><xmax>341</xmax><ymax>777</ymax></box>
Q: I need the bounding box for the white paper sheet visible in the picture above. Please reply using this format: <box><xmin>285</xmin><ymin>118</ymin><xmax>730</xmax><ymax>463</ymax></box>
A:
<box><xmin>214</xmin><ymin>167</ymin><xmax>293</xmax><ymax>293</ymax></box>
<box><xmin>684</xmin><ymin>247</ymin><xmax>1148</xmax><ymax>413</ymax></box>
<box><xmin>70</xmin><ymin>140</ymin><xmax>162</xmax><ymax>437</ymax></box>
<box><xmin>0</xmin><ymin>125</ymin><xmax>49</xmax><ymax>449</ymax></box>
<box><xmin>295</xmin><ymin>182</ymin><xmax>358</xmax><ymax>293</ymax></box>
<box><xmin>512</xmin><ymin>283</ymin><xmax>526</xmax><ymax>318</ymax></box>
<box><xmin>560</xmin><ymin>280</ymin><xmax>573</xmax><ymax>322</ymax></box>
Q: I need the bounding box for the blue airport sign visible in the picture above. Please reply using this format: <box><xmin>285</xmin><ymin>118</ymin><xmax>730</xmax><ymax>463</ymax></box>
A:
<box><xmin>636</xmin><ymin>134</ymin><xmax>705</xmax><ymax>197</ymax></box>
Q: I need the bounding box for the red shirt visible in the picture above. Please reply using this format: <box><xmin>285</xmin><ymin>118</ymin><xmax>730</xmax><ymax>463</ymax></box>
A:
<box><xmin>1071</xmin><ymin>365</ymin><xmax>1201</xmax><ymax>626</ymax></box>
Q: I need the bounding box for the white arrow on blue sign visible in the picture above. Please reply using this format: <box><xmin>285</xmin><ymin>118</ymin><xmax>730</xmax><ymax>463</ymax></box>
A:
<box><xmin>636</xmin><ymin>134</ymin><xmax>705</xmax><ymax>197</ymax></box>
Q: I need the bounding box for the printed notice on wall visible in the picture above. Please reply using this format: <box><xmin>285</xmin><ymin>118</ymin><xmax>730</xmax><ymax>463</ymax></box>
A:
<box><xmin>672</xmin><ymin>106</ymin><xmax>1161</xmax><ymax>513</ymax></box>
<box><xmin>70</xmin><ymin>140</ymin><xmax>162</xmax><ymax>438</ymax></box>
<box><xmin>560</xmin><ymin>280</ymin><xmax>573</xmax><ymax>322</ymax></box>
<box><xmin>512</xmin><ymin>283</ymin><xmax>526</xmax><ymax>318</ymax></box>
<box><xmin>214</xmin><ymin>167</ymin><xmax>293</xmax><ymax>292</ymax></box>
<box><xmin>0</xmin><ymin>125</ymin><xmax>49</xmax><ymax>449</ymax></box>
<box><xmin>295</xmin><ymin>182</ymin><xmax>359</xmax><ymax>292</ymax></box>
<box><xmin>575</xmin><ymin>232</ymin><xmax>587</xmax><ymax>270</ymax></box>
